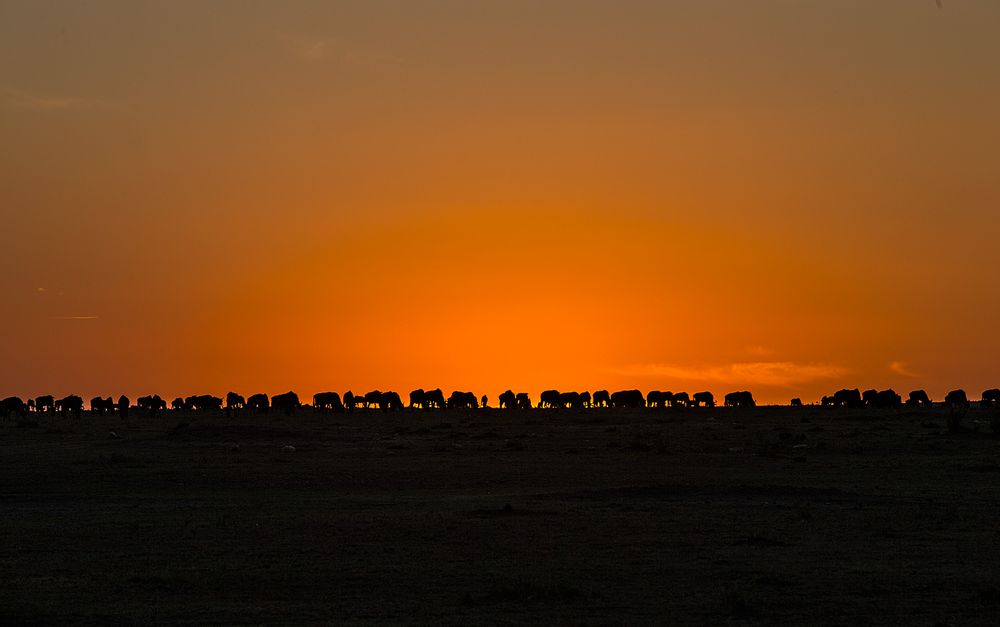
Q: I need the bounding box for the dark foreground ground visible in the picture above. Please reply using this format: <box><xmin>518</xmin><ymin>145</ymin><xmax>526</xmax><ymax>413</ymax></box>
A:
<box><xmin>3</xmin><ymin>405</ymin><xmax>1000</xmax><ymax>625</ymax></box>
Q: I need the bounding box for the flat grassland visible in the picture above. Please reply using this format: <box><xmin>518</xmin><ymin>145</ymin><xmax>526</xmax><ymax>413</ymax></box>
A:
<box><xmin>3</xmin><ymin>405</ymin><xmax>1000</xmax><ymax>625</ymax></box>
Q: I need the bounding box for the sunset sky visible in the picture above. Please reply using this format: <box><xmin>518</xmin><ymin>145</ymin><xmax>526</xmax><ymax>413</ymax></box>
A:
<box><xmin>2</xmin><ymin>1</ymin><xmax>999</xmax><ymax>404</ymax></box>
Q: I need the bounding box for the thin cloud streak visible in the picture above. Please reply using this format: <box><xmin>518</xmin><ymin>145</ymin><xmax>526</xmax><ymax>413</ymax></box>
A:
<box><xmin>284</xmin><ymin>34</ymin><xmax>330</xmax><ymax>60</ymax></box>
<box><xmin>282</xmin><ymin>34</ymin><xmax>408</xmax><ymax>68</ymax></box>
<box><xmin>3</xmin><ymin>87</ymin><xmax>126</xmax><ymax>113</ymax></box>
<box><xmin>890</xmin><ymin>361</ymin><xmax>920</xmax><ymax>378</ymax></box>
<box><xmin>610</xmin><ymin>361</ymin><xmax>849</xmax><ymax>388</ymax></box>
<box><xmin>50</xmin><ymin>316</ymin><xmax>99</xmax><ymax>321</ymax></box>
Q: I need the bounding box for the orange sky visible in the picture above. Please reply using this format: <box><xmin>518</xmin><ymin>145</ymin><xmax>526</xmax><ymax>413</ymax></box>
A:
<box><xmin>2</xmin><ymin>1</ymin><xmax>999</xmax><ymax>404</ymax></box>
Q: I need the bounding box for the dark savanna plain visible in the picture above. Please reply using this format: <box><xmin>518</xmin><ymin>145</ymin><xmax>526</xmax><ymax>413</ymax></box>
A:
<box><xmin>4</xmin><ymin>1</ymin><xmax>1000</xmax><ymax>625</ymax></box>
<box><xmin>4</xmin><ymin>399</ymin><xmax>1000</xmax><ymax>625</ymax></box>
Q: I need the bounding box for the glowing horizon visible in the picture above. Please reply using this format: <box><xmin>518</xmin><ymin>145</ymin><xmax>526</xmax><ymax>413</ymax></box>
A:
<box><xmin>2</xmin><ymin>1</ymin><xmax>999</xmax><ymax>406</ymax></box>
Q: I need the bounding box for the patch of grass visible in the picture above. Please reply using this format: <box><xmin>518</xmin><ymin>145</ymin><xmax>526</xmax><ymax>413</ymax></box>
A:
<box><xmin>860</xmin><ymin>509</ymin><xmax>900</xmax><ymax>539</ymax></box>
<box><xmin>124</xmin><ymin>570</ymin><xmax>198</xmax><ymax>594</ymax></box>
<box><xmin>973</xmin><ymin>586</ymin><xmax>1000</xmax><ymax>607</ymax></box>
<box><xmin>752</xmin><ymin>432</ymin><xmax>783</xmax><ymax>458</ymax></box>
<box><xmin>755</xmin><ymin>575</ymin><xmax>797</xmax><ymax>588</ymax></box>
<box><xmin>742</xmin><ymin>532</ymin><xmax>791</xmax><ymax>547</ymax></box>
<box><xmin>623</xmin><ymin>437</ymin><xmax>650</xmax><ymax>452</ymax></box>
<box><xmin>459</xmin><ymin>577</ymin><xmax>580</xmax><ymax>606</ymax></box>
<box><xmin>467</xmin><ymin>503</ymin><xmax>546</xmax><ymax>519</ymax></box>
<box><xmin>947</xmin><ymin>409</ymin><xmax>965</xmax><ymax>434</ymax></box>
<box><xmin>95</xmin><ymin>452</ymin><xmax>145</xmax><ymax>466</ymax></box>
<box><xmin>719</xmin><ymin>583</ymin><xmax>768</xmax><ymax>619</ymax></box>
<box><xmin>961</xmin><ymin>464</ymin><xmax>1000</xmax><ymax>473</ymax></box>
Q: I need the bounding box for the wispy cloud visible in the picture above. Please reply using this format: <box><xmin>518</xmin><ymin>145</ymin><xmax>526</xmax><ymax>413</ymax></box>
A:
<box><xmin>282</xmin><ymin>34</ymin><xmax>407</xmax><ymax>67</ymax></box>
<box><xmin>284</xmin><ymin>34</ymin><xmax>330</xmax><ymax>61</ymax></box>
<box><xmin>744</xmin><ymin>345</ymin><xmax>775</xmax><ymax>357</ymax></box>
<box><xmin>50</xmin><ymin>316</ymin><xmax>98</xmax><ymax>321</ymax></box>
<box><xmin>609</xmin><ymin>361</ymin><xmax>849</xmax><ymax>388</ymax></box>
<box><xmin>3</xmin><ymin>87</ymin><xmax>126</xmax><ymax>113</ymax></box>
<box><xmin>889</xmin><ymin>361</ymin><xmax>920</xmax><ymax>378</ymax></box>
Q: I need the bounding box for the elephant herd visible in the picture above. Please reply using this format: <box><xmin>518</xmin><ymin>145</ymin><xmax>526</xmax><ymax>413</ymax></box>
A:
<box><xmin>2</xmin><ymin>386</ymin><xmax>998</xmax><ymax>421</ymax></box>
<box><xmin>0</xmin><ymin>394</ymin><xmax>87</xmax><ymax>420</ymax></box>
<box><xmin>819</xmin><ymin>388</ymin><xmax>1000</xmax><ymax>410</ymax></box>
<box><xmin>527</xmin><ymin>389</ymin><xmax>754</xmax><ymax>409</ymax></box>
<box><xmin>0</xmin><ymin>387</ymin><xmax>756</xmax><ymax>419</ymax></box>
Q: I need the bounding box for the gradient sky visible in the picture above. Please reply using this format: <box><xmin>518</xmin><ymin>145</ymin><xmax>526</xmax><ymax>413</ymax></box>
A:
<box><xmin>2</xmin><ymin>0</ymin><xmax>999</xmax><ymax>404</ymax></box>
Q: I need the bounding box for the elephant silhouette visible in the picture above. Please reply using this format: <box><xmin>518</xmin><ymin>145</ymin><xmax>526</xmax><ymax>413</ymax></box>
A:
<box><xmin>447</xmin><ymin>391</ymin><xmax>478</xmax><ymax>410</ymax></box>
<box><xmin>646</xmin><ymin>391</ymin><xmax>673</xmax><ymax>409</ymax></box>
<box><xmin>272</xmin><ymin>391</ymin><xmax>301</xmax><ymax>415</ymax></box>
<box><xmin>538</xmin><ymin>390</ymin><xmax>560</xmax><ymax>409</ymax></box>
<box><xmin>225</xmin><ymin>392</ymin><xmax>246</xmax><ymax>416</ymax></box>
<box><xmin>246</xmin><ymin>393</ymin><xmax>270</xmax><ymax>414</ymax></box>
<box><xmin>592</xmin><ymin>390</ymin><xmax>610</xmax><ymax>408</ymax></box>
<box><xmin>906</xmin><ymin>390</ymin><xmax>932</xmax><ymax>407</ymax></box>
<box><xmin>724</xmin><ymin>391</ymin><xmax>755</xmax><ymax>408</ymax></box>
<box><xmin>313</xmin><ymin>392</ymin><xmax>345</xmax><ymax>413</ymax></box>
<box><xmin>692</xmin><ymin>391</ymin><xmax>715</xmax><ymax>407</ymax></box>
<box><xmin>944</xmin><ymin>389</ymin><xmax>969</xmax><ymax>408</ymax></box>
<box><xmin>498</xmin><ymin>390</ymin><xmax>516</xmax><ymax>410</ymax></box>
<box><xmin>610</xmin><ymin>390</ymin><xmax>644</xmax><ymax>409</ymax></box>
